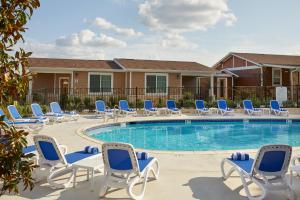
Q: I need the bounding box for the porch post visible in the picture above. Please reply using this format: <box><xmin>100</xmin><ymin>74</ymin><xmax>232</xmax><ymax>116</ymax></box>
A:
<box><xmin>210</xmin><ymin>75</ymin><xmax>215</xmax><ymax>100</ymax></box>
<box><xmin>27</xmin><ymin>78</ymin><xmax>33</xmax><ymax>103</ymax></box>
<box><xmin>70</xmin><ymin>71</ymin><xmax>74</xmax><ymax>95</ymax></box>
<box><xmin>291</xmin><ymin>69</ymin><xmax>294</xmax><ymax>100</ymax></box>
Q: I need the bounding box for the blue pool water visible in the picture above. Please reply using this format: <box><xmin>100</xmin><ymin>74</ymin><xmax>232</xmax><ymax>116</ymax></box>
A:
<box><xmin>86</xmin><ymin>120</ymin><xmax>300</xmax><ymax>151</ymax></box>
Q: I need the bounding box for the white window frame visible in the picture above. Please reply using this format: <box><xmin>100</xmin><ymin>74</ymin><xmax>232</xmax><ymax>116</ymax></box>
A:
<box><xmin>144</xmin><ymin>73</ymin><xmax>168</xmax><ymax>95</ymax></box>
<box><xmin>272</xmin><ymin>68</ymin><xmax>282</xmax><ymax>86</ymax></box>
<box><xmin>88</xmin><ymin>72</ymin><xmax>113</xmax><ymax>95</ymax></box>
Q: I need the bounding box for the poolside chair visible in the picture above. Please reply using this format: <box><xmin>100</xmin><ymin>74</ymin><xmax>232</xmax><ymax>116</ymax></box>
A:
<box><xmin>50</xmin><ymin>102</ymin><xmax>79</xmax><ymax>121</ymax></box>
<box><xmin>99</xmin><ymin>142</ymin><xmax>159</xmax><ymax>200</ymax></box>
<box><xmin>166</xmin><ymin>100</ymin><xmax>181</xmax><ymax>115</ymax></box>
<box><xmin>7</xmin><ymin>105</ymin><xmax>49</xmax><ymax>124</ymax></box>
<box><xmin>33</xmin><ymin>135</ymin><xmax>102</xmax><ymax>189</ymax></box>
<box><xmin>221</xmin><ymin>144</ymin><xmax>294</xmax><ymax>200</ymax></box>
<box><xmin>119</xmin><ymin>100</ymin><xmax>137</xmax><ymax>116</ymax></box>
<box><xmin>195</xmin><ymin>100</ymin><xmax>209</xmax><ymax>115</ymax></box>
<box><xmin>144</xmin><ymin>100</ymin><xmax>158</xmax><ymax>116</ymax></box>
<box><xmin>95</xmin><ymin>100</ymin><xmax>115</xmax><ymax>122</ymax></box>
<box><xmin>270</xmin><ymin>100</ymin><xmax>289</xmax><ymax>116</ymax></box>
<box><xmin>0</xmin><ymin>108</ymin><xmax>44</xmax><ymax>131</ymax></box>
<box><xmin>243</xmin><ymin>100</ymin><xmax>262</xmax><ymax>116</ymax></box>
<box><xmin>31</xmin><ymin>103</ymin><xmax>64</xmax><ymax>123</ymax></box>
<box><xmin>217</xmin><ymin>99</ymin><xmax>233</xmax><ymax>116</ymax></box>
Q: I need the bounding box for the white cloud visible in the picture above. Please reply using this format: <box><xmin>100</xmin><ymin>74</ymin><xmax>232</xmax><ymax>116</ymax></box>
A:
<box><xmin>139</xmin><ymin>0</ymin><xmax>237</xmax><ymax>33</ymax></box>
<box><xmin>86</xmin><ymin>17</ymin><xmax>143</xmax><ymax>37</ymax></box>
<box><xmin>56</xmin><ymin>29</ymin><xmax>127</xmax><ymax>48</ymax></box>
<box><xmin>161</xmin><ymin>33</ymin><xmax>198</xmax><ymax>49</ymax></box>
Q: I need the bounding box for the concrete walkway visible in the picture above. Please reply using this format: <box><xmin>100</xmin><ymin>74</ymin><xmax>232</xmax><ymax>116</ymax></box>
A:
<box><xmin>3</xmin><ymin>113</ymin><xmax>300</xmax><ymax>200</ymax></box>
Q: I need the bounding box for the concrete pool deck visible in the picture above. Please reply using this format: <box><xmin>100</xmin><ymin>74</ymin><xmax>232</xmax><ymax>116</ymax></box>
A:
<box><xmin>3</xmin><ymin>113</ymin><xmax>300</xmax><ymax>200</ymax></box>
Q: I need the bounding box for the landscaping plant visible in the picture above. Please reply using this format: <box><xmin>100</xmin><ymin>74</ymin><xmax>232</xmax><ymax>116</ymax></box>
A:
<box><xmin>0</xmin><ymin>0</ymin><xmax>40</xmax><ymax>195</ymax></box>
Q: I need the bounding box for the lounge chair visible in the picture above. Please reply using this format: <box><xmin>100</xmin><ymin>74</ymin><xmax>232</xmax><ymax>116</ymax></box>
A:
<box><xmin>95</xmin><ymin>100</ymin><xmax>115</xmax><ymax>121</ymax></box>
<box><xmin>7</xmin><ymin>105</ymin><xmax>49</xmax><ymax>124</ymax></box>
<box><xmin>166</xmin><ymin>100</ymin><xmax>181</xmax><ymax>115</ymax></box>
<box><xmin>33</xmin><ymin>135</ymin><xmax>102</xmax><ymax>189</ymax></box>
<box><xmin>31</xmin><ymin>103</ymin><xmax>64</xmax><ymax>123</ymax></box>
<box><xmin>144</xmin><ymin>100</ymin><xmax>158</xmax><ymax>116</ymax></box>
<box><xmin>217</xmin><ymin>99</ymin><xmax>233</xmax><ymax>116</ymax></box>
<box><xmin>195</xmin><ymin>100</ymin><xmax>209</xmax><ymax>115</ymax></box>
<box><xmin>270</xmin><ymin>100</ymin><xmax>289</xmax><ymax>116</ymax></box>
<box><xmin>0</xmin><ymin>108</ymin><xmax>44</xmax><ymax>131</ymax></box>
<box><xmin>50</xmin><ymin>102</ymin><xmax>79</xmax><ymax>121</ymax></box>
<box><xmin>243</xmin><ymin>100</ymin><xmax>262</xmax><ymax>116</ymax></box>
<box><xmin>99</xmin><ymin>142</ymin><xmax>159</xmax><ymax>200</ymax></box>
<box><xmin>119</xmin><ymin>100</ymin><xmax>137</xmax><ymax>116</ymax></box>
<box><xmin>221</xmin><ymin>144</ymin><xmax>294</xmax><ymax>200</ymax></box>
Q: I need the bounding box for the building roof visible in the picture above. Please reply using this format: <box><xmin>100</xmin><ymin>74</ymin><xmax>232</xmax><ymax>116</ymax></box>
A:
<box><xmin>115</xmin><ymin>58</ymin><xmax>215</xmax><ymax>72</ymax></box>
<box><xmin>28</xmin><ymin>58</ymin><xmax>122</xmax><ymax>70</ymax></box>
<box><xmin>232</xmin><ymin>52</ymin><xmax>300</xmax><ymax>67</ymax></box>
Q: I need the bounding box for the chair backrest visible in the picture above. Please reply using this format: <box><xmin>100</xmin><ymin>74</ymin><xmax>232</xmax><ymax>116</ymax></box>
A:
<box><xmin>33</xmin><ymin>135</ymin><xmax>67</xmax><ymax>166</ymax></box>
<box><xmin>167</xmin><ymin>100</ymin><xmax>176</xmax><ymax>109</ymax></box>
<box><xmin>144</xmin><ymin>100</ymin><xmax>153</xmax><ymax>110</ymax></box>
<box><xmin>0</xmin><ymin>109</ymin><xmax>11</xmax><ymax>123</ymax></box>
<box><xmin>270</xmin><ymin>100</ymin><xmax>280</xmax><ymax>110</ymax></box>
<box><xmin>7</xmin><ymin>105</ymin><xmax>22</xmax><ymax>120</ymax></box>
<box><xmin>31</xmin><ymin>103</ymin><xmax>44</xmax><ymax>117</ymax></box>
<box><xmin>243</xmin><ymin>100</ymin><xmax>254</xmax><ymax>110</ymax></box>
<box><xmin>102</xmin><ymin>142</ymin><xmax>139</xmax><ymax>175</ymax></box>
<box><xmin>217</xmin><ymin>99</ymin><xmax>227</xmax><ymax>110</ymax></box>
<box><xmin>95</xmin><ymin>100</ymin><xmax>105</xmax><ymax>112</ymax></box>
<box><xmin>195</xmin><ymin>100</ymin><xmax>205</xmax><ymax>109</ymax></box>
<box><xmin>119</xmin><ymin>100</ymin><xmax>129</xmax><ymax>111</ymax></box>
<box><xmin>50</xmin><ymin>102</ymin><xmax>62</xmax><ymax>114</ymax></box>
<box><xmin>252</xmin><ymin>144</ymin><xmax>292</xmax><ymax>177</ymax></box>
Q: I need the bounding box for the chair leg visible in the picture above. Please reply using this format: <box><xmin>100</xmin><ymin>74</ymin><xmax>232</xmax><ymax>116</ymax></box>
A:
<box><xmin>47</xmin><ymin>167</ymin><xmax>74</xmax><ymax>189</ymax></box>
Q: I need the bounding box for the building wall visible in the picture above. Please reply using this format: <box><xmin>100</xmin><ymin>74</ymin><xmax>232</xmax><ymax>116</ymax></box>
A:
<box><xmin>168</xmin><ymin>73</ymin><xmax>181</xmax><ymax>88</ymax></box>
<box><xmin>32</xmin><ymin>73</ymin><xmax>54</xmax><ymax>93</ymax></box>
<box><xmin>215</xmin><ymin>55</ymin><xmax>256</xmax><ymax>70</ymax></box>
<box><xmin>234</xmin><ymin>69</ymin><xmax>261</xmax><ymax>86</ymax></box>
<box><xmin>182</xmin><ymin>76</ymin><xmax>196</xmax><ymax>88</ymax></box>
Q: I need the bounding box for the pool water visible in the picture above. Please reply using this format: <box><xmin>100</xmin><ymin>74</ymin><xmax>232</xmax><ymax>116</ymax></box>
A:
<box><xmin>87</xmin><ymin>121</ymin><xmax>300</xmax><ymax>151</ymax></box>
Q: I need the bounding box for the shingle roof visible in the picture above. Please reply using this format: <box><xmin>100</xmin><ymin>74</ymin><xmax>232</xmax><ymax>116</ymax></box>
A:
<box><xmin>115</xmin><ymin>58</ymin><xmax>215</xmax><ymax>72</ymax></box>
<box><xmin>233</xmin><ymin>52</ymin><xmax>300</xmax><ymax>66</ymax></box>
<box><xmin>28</xmin><ymin>58</ymin><xmax>122</xmax><ymax>70</ymax></box>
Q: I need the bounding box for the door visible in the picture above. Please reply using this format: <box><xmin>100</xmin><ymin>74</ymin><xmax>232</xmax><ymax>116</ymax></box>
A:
<box><xmin>217</xmin><ymin>78</ymin><xmax>227</xmax><ymax>99</ymax></box>
<box><xmin>59</xmin><ymin>77</ymin><xmax>70</xmax><ymax>97</ymax></box>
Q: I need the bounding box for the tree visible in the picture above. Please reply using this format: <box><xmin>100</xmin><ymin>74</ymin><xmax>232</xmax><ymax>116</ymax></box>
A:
<box><xmin>0</xmin><ymin>0</ymin><xmax>40</xmax><ymax>195</ymax></box>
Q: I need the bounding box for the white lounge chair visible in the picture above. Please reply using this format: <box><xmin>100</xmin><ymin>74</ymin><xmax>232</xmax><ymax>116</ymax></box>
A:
<box><xmin>166</xmin><ymin>100</ymin><xmax>181</xmax><ymax>115</ymax></box>
<box><xmin>31</xmin><ymin>103</ymin><xmax>64</xmax><ymax>123</ymax></box>
<box><xmin>0</xmin><ymin>108</ymin><xmax>44</xmax><ymax>131</ymax></box>
<box><xmin>119</xmin><ymin>100</ymin><xmax>137</xmax><ymax>116</ymax></box>
<box><xmin>221</xmin><ymin>144</ymin><xmax>294</xmax><ymax>200</ymax></box>
<box><xmin>7</xmin><ymin>104</ymin><xmax>49</xmax><ymax>124</ymax></box>
<box><xmin>270</xmin><ymin>100</ymin><xmax>289</xmax><ymax>116</ymax></box>
<box><xmin>50</xmin><ymin>102</ymin><xmax>79</xmax><ymax>121</ymax></box>
<box><xmin>99</xmin><ymin>142</ymin><xmax>159</xmax><ymax>200</ymax></box>
<box><xmin>195</xmin><ymin>100</ymin><xmax>210</xmax><ymax>115</ymax></box>
<box><xmin>95</xmin><ymin>100</ymin><xmax>116</xmax><ymax>122</ymax></box>
<box><xmin>217</xmin><ymin>99</ymin><xmax>233</xmax><ymax>116</ymax></box>
<box><xmin>33</xmin><ymin>135</ymin><xmax>102</xmax><ymax>189</ymax></box>
<box><xmin>243</xmin><ymin>100</ymin><xmax>262</xmax><ymax>116</ymax></box>
<box><xmin>144</xmin><ymin>100</ymin><xmax>158</xmax><ymax>116</ymax></box>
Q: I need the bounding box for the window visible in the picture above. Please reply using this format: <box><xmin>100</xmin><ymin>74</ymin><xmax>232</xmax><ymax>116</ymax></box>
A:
<box><xmin>145</xmin><ymin>74</ymin><xmax>167</xmax><ymax>94</ymax></box>
<box><xmin>272</xmin><ymin>68</ymin><xmax>281</xmax><ymax>86</ymax></box>
<box><xmin>89</xmin><ymin>73</ymin><xmax>112</xmax><ymax>93</ymax></box>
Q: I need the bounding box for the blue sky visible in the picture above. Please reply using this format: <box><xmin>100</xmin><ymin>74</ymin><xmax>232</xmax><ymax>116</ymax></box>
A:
<box><xmin>22</xmin><ymin>0</ymin><xmax>300</xmax><ymax>66</ymax></box>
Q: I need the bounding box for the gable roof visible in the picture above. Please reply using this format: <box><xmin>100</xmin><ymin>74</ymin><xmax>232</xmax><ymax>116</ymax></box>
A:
<box><xmin>28</xmin><ymin>58</ymin><xmax>122</xmax><ymax>70</ymax></box>
<box><xmin>115</xmin><ymin>58</ymin><xmax>215</xmax><ymax>72</ymax></box>
<box><xmin>213</xmin><ymin>52</ymin><xmax>300</xmax><ymax>68</ymax></box>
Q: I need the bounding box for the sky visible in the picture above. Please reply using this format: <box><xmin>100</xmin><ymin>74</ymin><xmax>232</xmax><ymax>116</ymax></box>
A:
<box><xmin>21</xmin><ymin>0</ymin><xmax>300</xmax><ymax>66</ymax></box>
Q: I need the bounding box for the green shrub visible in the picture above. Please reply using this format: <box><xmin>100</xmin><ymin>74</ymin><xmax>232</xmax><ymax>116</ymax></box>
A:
<box><xmin>206</xmin><ymin>100</ymin><xmax>217</xmax><ymax>108</ymax></box>
<box><xmin>16</xmin><ymin>104</ymin><xmax>32</xmax><ymax>117</ymax></box>
<box><xmin>282</xmin><ymin>100</ymin><xmax>297</xmax><ymax>108</ymax></box>
<box><xmin>59</xmin><ymin>93</ymin><xmax>68</xmax><ymax>110</ymax></box>
<box><xmin>83</xmin><ymin>97</ymin><xmax>94</xmax><ymax>111</ymax></box>
<box><xmin>157</xmin><ymin>98</ymin><xmax>164</xmax><ymax>108</ymax></box>
<box><xmin>40</xmin><ymin>104</ymin><xmax>49</xmax><ymax>113</ymax></box>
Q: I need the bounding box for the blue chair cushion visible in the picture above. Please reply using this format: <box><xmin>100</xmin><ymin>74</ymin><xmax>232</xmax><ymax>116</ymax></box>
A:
<box><xmin>258</xmin><ymin>151</ymin><xmax>285</xmax><ymax>172</ymax></box>
<box><xmin>228</xmin><ymin>158</ymin><xmax>254</xmax><ymax>174</ymax></box>
<box><xmin>138</xmin><ymin>157</ymin><xmax>154</xmax><ymax>172</ymax></box>
<box><xmin>65</xmin><ymin>151</ymin><xmax>99</xmax><ymax>164</ymax></box>
<box><xmin>23</xmin><ymin>145</ymin><xmax>36</xmax><ymax>154</ymax></box>
<box><xmin>107</xmin><ymin>149</ymin><xmax>133</xmax><ymax>170</ymax></box>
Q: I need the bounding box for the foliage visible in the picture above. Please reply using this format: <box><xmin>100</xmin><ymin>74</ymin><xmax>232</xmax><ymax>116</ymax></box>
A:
<box><xmin>83</xmin><ymin>97</ymin><xmax>94</xmax><ymax>111</ymax></box>
<box><xmin>0</xmin><ymin>0</ymin><xmax>40</xmax><ymax>195</ymax></box>
<box><xmin>157</xmin><ymin>98</ymin><xmax>164</xmax><ymax>108</ymax></box>
<box><xmin>106</xmin><ymin>96</ymin><xmax>125</xmax><ymax>108</ymax></box>
<box><xmin>135</xmin><ymin>99</ymin><xmax>143</xmax><ymax>109</ymax></box>
<box><xmin>282</xmin><ymin>100</ymin><xmax>297</xmax><ymax>108</ymax></box>
<box><xmin>59</xmin><ymin>93</ymin><xmax>68</xmax><ymax>110</ymax></box>
<box><xmin>66</xmin><ymin>96</ymin><xmax>84</xmax><ymax>112</ymax></box>
<box><xmin>178</xmin><ymin>92</ymin><xmax>195</xmax><ymax>108</ymax></box>
<box><xmin>16</xmin><ymin>104</ymin><xmax>31</xmax><ymax>117</ymax></box>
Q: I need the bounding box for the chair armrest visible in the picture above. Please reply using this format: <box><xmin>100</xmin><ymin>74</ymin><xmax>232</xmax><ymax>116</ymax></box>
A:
<box><xmin>291</xmin><ymin>154</ymin><xmax>300</xmax><ymax>166</ymax></box>
<box><xmin>59</xmin><ymin>145</ymin><xmax>67</xmax><ymax>154</ymax></box>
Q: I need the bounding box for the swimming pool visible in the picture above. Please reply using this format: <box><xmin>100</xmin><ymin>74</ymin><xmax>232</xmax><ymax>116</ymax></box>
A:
<box><xmin>86</xmin><ymin>120</ymin><xmax>300</xmax><ymax>151</ymax></box>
